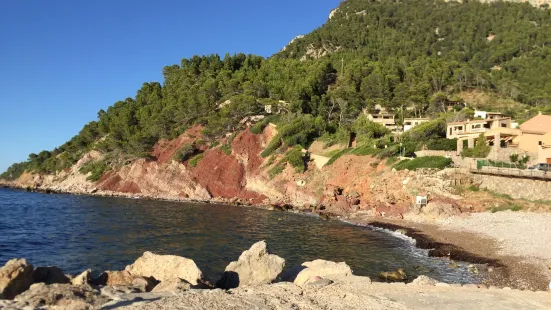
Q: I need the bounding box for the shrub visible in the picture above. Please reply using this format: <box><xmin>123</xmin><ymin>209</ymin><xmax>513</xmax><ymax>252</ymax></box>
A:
<box><xmin>220</xmin><ymin>144</ymin><xmax>232</xmax><ymax>155</ymax></box>
<box><xmin>489</xmin><ymin>203</ymin><xmax>522</xmax><ymax>213</ymax></box>
<box><xmin>261</xmin><ymin>115</ymin><xmax>323</xmax><ymax>157</ymax></box>
<box><xmin>325</xmin><ymin>148</ymin><xmax>351</xmax><ymax>166</ymax></box>
<box><xmin>461</xmin><ymin>134</ymin><xmax>491</xmax><ymax>158</ymax></box>
<box><xmin>425</xmin><ymin>138</ymin><xmax>457</xmax><ymax>151</ymax></box>
<box><xmin>250</xmin><ymin>116</ymin><xmax>275</xmax><ymax>135</ymax></box>
<box><xmin>386</xmin><ymin>157</ymin><xmax>399</xmax><ymax>166</ymax></box>
<box><xmin>351</xmin><ymin>116</ymin><xmax>390</xmax><ymax>139</ymax></box>
<box><xmin>467</xmin><ymin>185</ymin><xmax>480</xmax><ymax>192</ymax></box>
<box><xmin>79</xmin><ymin>160</ymin><xmax>110</xmax><ymax>182</ymax></box>
<box><xmin>285</xmin><ymin>146</ymin><xmax>305</xmax><ymax>173</ymax></box>
<box><xmin>210</xmin><ymin>141</ymin><xmax>220</xmax><ymax>148</ymax></box>
<box><xmin>268</xmin><ymin>162</ymin><xmax>285</xmax><ymax>179</ymax></box>
<box><xmin>189</xmin><ymin>154</ymin><xmax>204</xmax><ymax>167</ymax></box>
<box><xmin>393</xmin><ymin>156</ymin><xmax>452</xmax><ymax>171</ymax></box>
<box><xmin>174</xmin><ymin>143</ymin><xmax>197</xmax><ymax>162</ymax></box>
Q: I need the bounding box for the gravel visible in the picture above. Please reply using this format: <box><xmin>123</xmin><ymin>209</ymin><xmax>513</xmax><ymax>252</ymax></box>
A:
<box><xmin>438</xmin><ymin>212</ymin><xmax>551</xmax><ymax>264</ymax></box>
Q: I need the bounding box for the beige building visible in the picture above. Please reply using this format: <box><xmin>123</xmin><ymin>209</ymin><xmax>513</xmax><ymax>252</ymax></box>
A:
<box><xmin>447</xmin><ymin>118</ymin><xmax>512</xmax><ymax>140</ymax></box>
<box><xmin>513</xmin><ymin>114</ymin><xmax>551</xmax><ymax>163</ymax></box>
<box><xmin>403</xmin><ymin>118</ymin><xmax>430</xmax><ymax>132</ymax></box>
<box><xmin>367</xmin><ymin>113</ymin><xmax>397</xmax><ymax>131</ymax></box>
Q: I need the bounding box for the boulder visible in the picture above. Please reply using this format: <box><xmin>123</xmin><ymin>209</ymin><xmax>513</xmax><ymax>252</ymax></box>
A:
<box><xmin>0</xmin><ymin>258</ymin><xmax>34</xmax><ymax>300</ymax></box>
<box><xmin>217</xmin><ymin>241</ymin><xmax>285</xmax><ymax>289</ymax></box>
<box><xmin>421</xmin><ymin>202</ymin><xmax>461</xmax><ymax>218</ymax></box>
<box><xmin>71</xmin><ymin>269</ymin><xmax>91</xmax><ymax>286</ymax></box>
<box><xmin>151</xmin><ymin>278</ymin><xmax>192</xmax><ymax>293</ymax></box>
<box><xmin>294</xmin><ymin>260</ymin><xmax>353</xmax><ymax>286</ymax></box>
<box><xmin>125</xmin><ymin>251</ymin><xmax>204</xmax><ymax>285</ymax></box>
<box><xmin>13</xmin><ymin>283</ymin><xmax>104</xmax><ymax>309</ymax></box>
<box><xmin>379</xmin><ymin>268</ymin><xmax>407</xmax><ymax>282</ymax></box>
<box><xmin>410</xmin><ymin>275</ymin><xmax>439</xmax><ymax>286</ymax></box>
<box><xmin>32</xmin><ymin>266</ymin><xmax>70</xmax><ymax>285</ymax></box>
<box><xmin>92</xmin><ymin>270</ymin><xmax>156</xmax><ymax>292</ymax></box>
<box><xmin>305</xmin><ymin>276</ymin><xmax>333</xmax><ymax>287</ymax></box>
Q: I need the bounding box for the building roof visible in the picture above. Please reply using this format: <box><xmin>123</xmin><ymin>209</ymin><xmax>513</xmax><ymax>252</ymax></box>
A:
<box><xmin>448</xmin><ymin>117</ymin><xmax>511</xmax><ymax>126</ymax></box>
<box><xmin>404</xmin><ymin>118</ymin><xmax>430</xmax><ymax>121</ymax></box>
<box><xmin>520</xmin><ymin>114</ymin><xmax>551</xmax><ymax>134</ymax></box>
<box><xmin>448</xmin><ymin>119</ymin><xmax>488</xmax><ymax>125</ymax></box>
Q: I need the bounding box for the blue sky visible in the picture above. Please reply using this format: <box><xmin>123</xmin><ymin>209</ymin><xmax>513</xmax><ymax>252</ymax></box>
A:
<box><xmin>0</xmin><ymin>0</ymin><xmax>341</xmax><ymax>173</ymax></box>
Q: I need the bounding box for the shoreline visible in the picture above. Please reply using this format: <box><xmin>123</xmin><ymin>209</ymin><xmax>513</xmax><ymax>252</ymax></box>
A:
<box><xmin>349</xmin><ymin>216</ymin><xmax>550</xmax><ymax>291</ymax></box>
<box><xmin>1</xmin><ymin>184</ymin><xmax>549</xmax><ymax>291</ymax></box>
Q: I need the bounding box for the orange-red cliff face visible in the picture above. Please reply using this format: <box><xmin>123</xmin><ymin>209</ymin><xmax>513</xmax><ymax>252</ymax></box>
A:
<box><xmin>95</xmin><ymin>127</ymin><xmax>269</xmax><ymax>204</ymax></box>
<box><xmin>7</xmin><ymin>125</ymin><xmax>475</xmax><ymax>219</ymax></box>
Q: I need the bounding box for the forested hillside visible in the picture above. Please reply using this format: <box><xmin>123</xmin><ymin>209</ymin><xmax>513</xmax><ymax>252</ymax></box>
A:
<box><xmin>3</xmin><ymin>0</ymin><xmax>551</xmax><ymax>180</ymax></box>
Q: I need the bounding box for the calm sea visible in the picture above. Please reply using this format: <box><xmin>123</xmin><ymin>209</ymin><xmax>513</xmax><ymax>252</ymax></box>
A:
<box><xmin>0</xmin><ymin>188</ymin><xmax>478</xmax><ymax>283</ymax></box>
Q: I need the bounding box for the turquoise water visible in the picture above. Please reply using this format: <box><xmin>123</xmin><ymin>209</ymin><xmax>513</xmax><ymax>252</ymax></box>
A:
<box><xmin>0</xmin><ymin>188</ymin><xmax>478</xmax><ymax>283</ymax></box>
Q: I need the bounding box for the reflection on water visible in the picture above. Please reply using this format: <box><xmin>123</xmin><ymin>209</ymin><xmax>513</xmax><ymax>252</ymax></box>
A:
<box><xmin>0</xmin><ymin>188</ymin><xmax>478</xmax><ymax>283</ymax></box>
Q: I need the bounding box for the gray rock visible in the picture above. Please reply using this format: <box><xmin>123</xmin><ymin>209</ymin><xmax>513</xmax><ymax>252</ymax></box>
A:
<box><xmin>126</xmin><ymin>251</ymin><xmax>204</xmax><ymax>285</ymax></box>
<box><xmin>217</xmin><ymin>241</ymin><xmax>285</xmax><ymax>289</ymax></box>
<box><xmin>0</xmin><ymin>258</ymin><xmax>34</xmax><ymax>300</ymax></box>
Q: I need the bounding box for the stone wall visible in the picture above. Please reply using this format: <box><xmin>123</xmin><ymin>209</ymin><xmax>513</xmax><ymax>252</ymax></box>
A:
<box><xmin>474</xmin><ymin>174</ymin><xmax>551</xmax><ymax>201</ymax></box>
<box><xmin>487</xmin><ymin>147</ymin><xmax>537</xmax><ymax>164</ymax></box>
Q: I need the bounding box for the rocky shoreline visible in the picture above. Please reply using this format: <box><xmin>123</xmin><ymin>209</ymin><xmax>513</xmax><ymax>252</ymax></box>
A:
<box><xmin>2</xmin><ymin>184</ymin><xmax>549</xmax><ymax>292</ymax></box>
<box><xmin>2</xmin><ymin>241</ymin><xmax>549</xmax><ymax>310</ymax></box>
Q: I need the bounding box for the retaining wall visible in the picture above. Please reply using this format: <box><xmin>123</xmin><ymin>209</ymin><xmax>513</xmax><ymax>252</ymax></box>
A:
<box><xmin>474</xmin><ymin>174</ymin><xmax>551</xmax><ymax>201</ymax></box>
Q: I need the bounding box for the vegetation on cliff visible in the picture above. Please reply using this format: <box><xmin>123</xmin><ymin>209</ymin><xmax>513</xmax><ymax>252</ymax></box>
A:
<box><xmin>3</xmin><ymin>0</ymin><xmax>551</xmax><ymax>180</ymax></box>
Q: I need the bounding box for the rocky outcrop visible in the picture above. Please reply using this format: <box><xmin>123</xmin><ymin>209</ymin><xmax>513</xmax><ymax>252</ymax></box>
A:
<box><xmin>410</xmin><ymin>275</ymin><xmax>439</xmax><ymax>286</ymax></box>
<box><xmin>71</xmin><ymin>269</ymin><xmax>91</xmax><ymax>287</ymax></box>
<box><xmin>32</xmin><ymin>266</ymin><xmax>70</xmax><ymax>285</ymax></box>
<box><xmin>92</xmin><ymin>270</ymin><xmax>157</xmax><ymax>292</ymax></box>
<box><xmin>217</xmin><ymin>241</ymin><xmax>285</xmax><ymax>289</ymax></box>
<box><xmin>13</xmin><ymin>283</ymin><xmax>105</xmax><ymax>309</ymax></box>
<box><xmin>151</xmin><ymin>278</ymin><xmax>192</xmax><ymax>293</ymax></box>
<box><xmin>293</xmin><ymin>260</ymin><xmax>353</xmax><ymax>286</ymax></box>
<box><xmin>0</xmin><ymin>259</ymin><xmax>34</xmax><ymax>300</ymax></box>
<box><xmin>125</xmin><ymin>251</ymin><xmax>205</xmax><ymax>285</ymax></box>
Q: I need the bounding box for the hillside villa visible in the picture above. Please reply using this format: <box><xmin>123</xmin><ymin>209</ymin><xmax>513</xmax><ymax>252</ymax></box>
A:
<box><xmin>404</xmin><ymin>118</ymin><xmax>430</xmax><ymax>131</ymax></box>
<box><xmin>448</xmin><ymin>111</ymin><xmax>551</xmax><ymax>164</ymax></box>
<box><xmin>513</xmin><ymin>113</ymin><xmax>551</xmax><ymax>164</ymax></box>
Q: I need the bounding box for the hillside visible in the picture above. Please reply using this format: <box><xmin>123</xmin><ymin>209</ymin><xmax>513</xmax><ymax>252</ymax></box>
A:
<box><xmin>2</xmin><ymin>0</ymin><xmax>551</xmax><ymax>182</ymax></box>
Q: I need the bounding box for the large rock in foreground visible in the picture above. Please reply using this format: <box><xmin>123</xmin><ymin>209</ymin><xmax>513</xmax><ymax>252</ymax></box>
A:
<box><xmin>0</xmin><ymin>259</ymin><xmax>34</xmax><ymax>300</ymax></box>
<box><xmin>13</xmin><ymin>283</ymin><xmax>105</xmax><ymax>309</ymax></box>
<box><xmin>125</xmin><ymin>251</ymin><xmax>204</xmax><ymax>285</ymax></box>
<box><xmin>217</xmin><ymin>241</ymin><xmax>285</xmax><ymax>289</ymax></box>
<box><xmin>293</xmin><ymin>260</ymin><xmax>353</xmax><ymax>286</ymax></box>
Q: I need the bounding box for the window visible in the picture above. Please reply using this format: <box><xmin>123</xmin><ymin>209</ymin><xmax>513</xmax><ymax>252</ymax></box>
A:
<box><xmin>501</xmin><ymin>123</ymin><xmax>507</xmax><ymax>128</ymax></box>
<box><xmin>539</xmin><ymin>141</ymin><xmax>543</xmax><ymax>146</ymax></box>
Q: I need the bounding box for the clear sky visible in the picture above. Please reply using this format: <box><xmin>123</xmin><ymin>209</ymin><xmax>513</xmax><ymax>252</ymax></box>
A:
<box><xmin>0</xmin><ymin>0</ymin><xmax>341</xmax><ymax>173</ymax></box>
